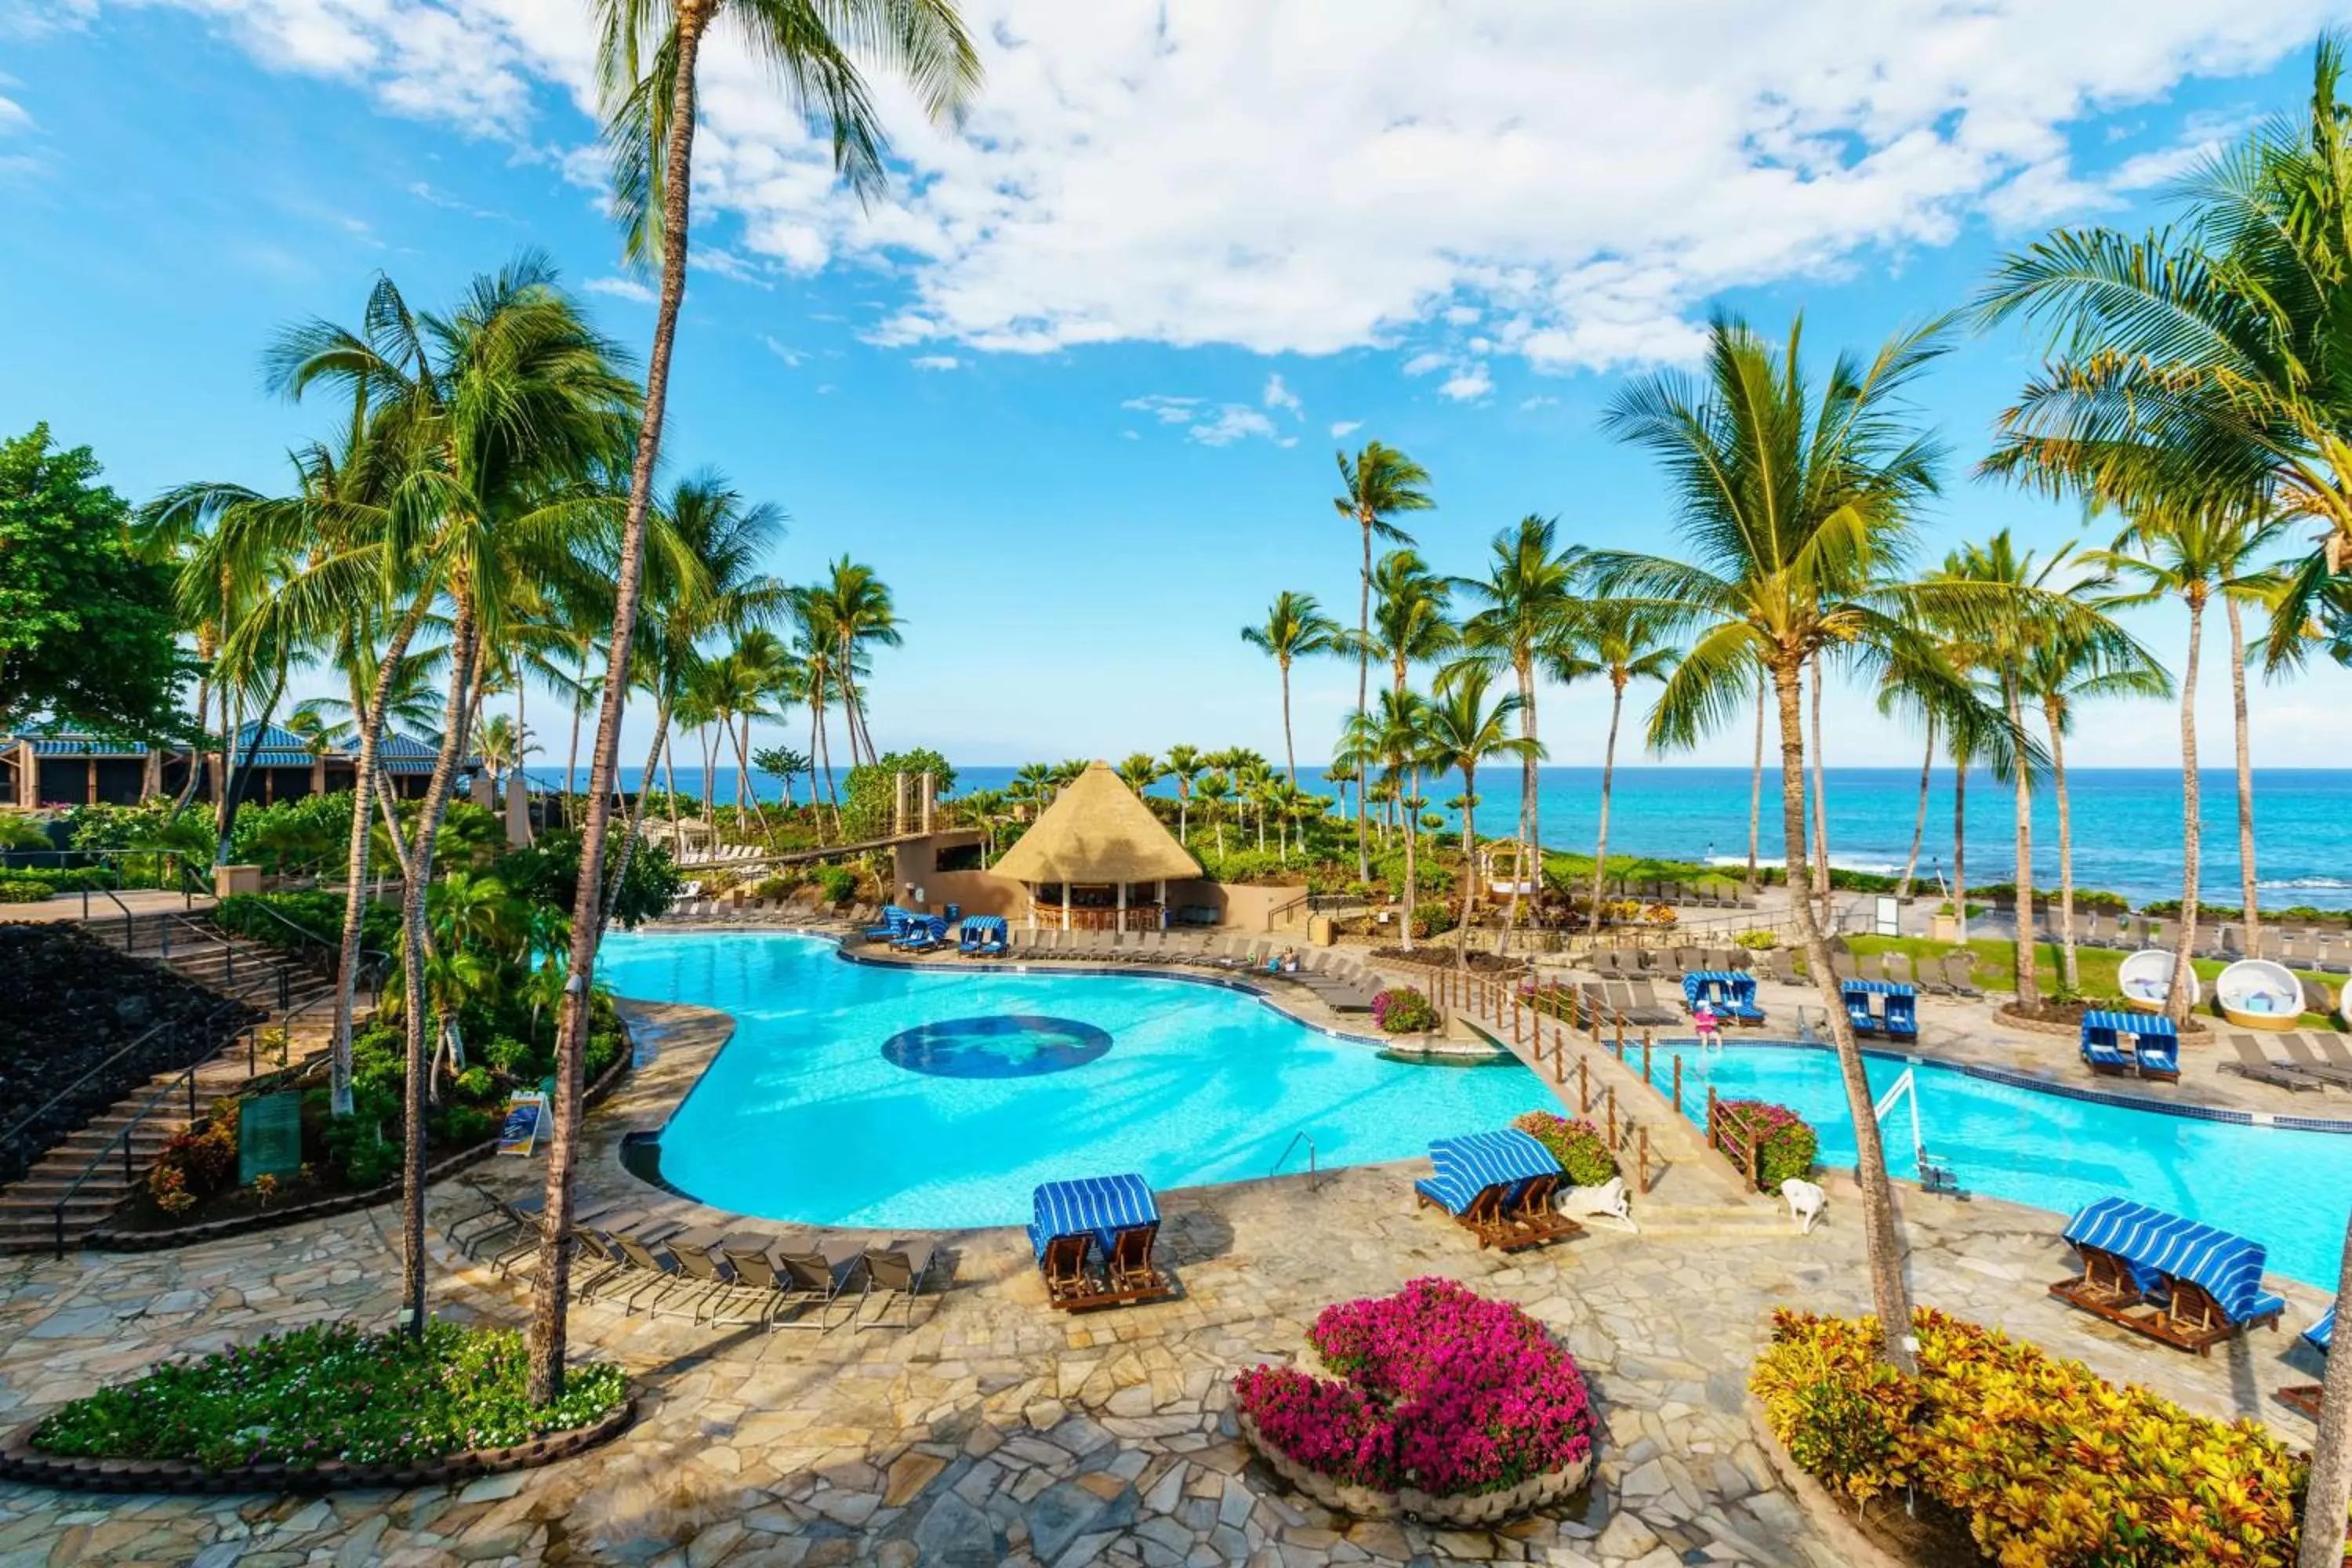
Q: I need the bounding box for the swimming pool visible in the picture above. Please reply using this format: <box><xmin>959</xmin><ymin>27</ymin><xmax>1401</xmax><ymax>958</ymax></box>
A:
<box><xmin>1665</xmin><ymin>1042</ymin><xmax>2352</xmax><ymax>1287</ymax></box>
<box><xmin>600</xmin><ymin>931</ymin><xmax>1553</xmax><ymax>1229</ymax></box>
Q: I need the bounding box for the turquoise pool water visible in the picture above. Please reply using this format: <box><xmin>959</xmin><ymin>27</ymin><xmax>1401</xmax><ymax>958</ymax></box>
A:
<box><xmin>1668</xmin><ymin>1043</ymin><xmax>2352</xmax><ymax>1288</ymax></box>
<box><xmin>598</xmin><ymin>931</ymin><xmax>1553</xmax><ymax>1229</ymax></box>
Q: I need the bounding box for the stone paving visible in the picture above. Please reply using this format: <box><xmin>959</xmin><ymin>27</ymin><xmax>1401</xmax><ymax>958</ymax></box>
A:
<box><xmin>0</xmin><ymin>965</ymin><xmax>2336</xmax><ymax>1566</ymax></box>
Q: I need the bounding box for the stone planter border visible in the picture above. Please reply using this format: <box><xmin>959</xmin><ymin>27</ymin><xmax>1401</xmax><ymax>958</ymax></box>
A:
<box><xmin>0</xmin><ymin>1395</ymin><xmax>634</xmax><ymax>1496</ymax></box>
<box><xmin>83</xmin><ymin>1023</ymin><xmax>636</xmax><ymax>1253</ymax></box>
<box><xmin>1741</xmin><ymin>1394</ymin><xmax>1907</xmax><ymax>1568</ymax></box>
<box><xmin>1236</xmin><ymin>1412</ymin><xmax>1593</xmax><ymax>1526</ymax></box>
<box><xmin>1996</xmin><ymin>1001</ymin><xmax>2209</xmax><ymax>1041</ymax></box>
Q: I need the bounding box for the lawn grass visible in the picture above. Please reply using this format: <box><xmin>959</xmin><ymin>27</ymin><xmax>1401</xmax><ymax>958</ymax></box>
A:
<box><xmin>1846</xmin><ymin>935</ymin><xmax>2342</xmax><ymax>1029</ymax></box>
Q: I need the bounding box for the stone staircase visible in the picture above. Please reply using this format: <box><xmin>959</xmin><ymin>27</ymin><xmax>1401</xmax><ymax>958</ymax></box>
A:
<box><xmin>0</xmin><ymin>914</ymin><xmax>347</xmax><ymax>1253</ymax></box>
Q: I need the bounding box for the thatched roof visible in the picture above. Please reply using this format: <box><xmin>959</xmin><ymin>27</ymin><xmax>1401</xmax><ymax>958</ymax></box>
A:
<box><xmin>990</xmin><ymin>762</ymin><xmax>1202</xmax><ymax>885</ymax></box>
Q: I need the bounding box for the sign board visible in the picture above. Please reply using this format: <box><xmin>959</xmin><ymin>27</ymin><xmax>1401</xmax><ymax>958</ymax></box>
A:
<box><xmin>237</xmin><ymin>1091</ymin><xmax>303</xmax><ymax>1185</ymax></box>
<box><xmin>1874</xmin><ymin>895</ymin><xmax>1902</xmax><ymax>938</ymax></box>
<box><xmin>497</xmin><ymin>1092</ymin><xmax>549</xmax><ymax>1157</ymax></box>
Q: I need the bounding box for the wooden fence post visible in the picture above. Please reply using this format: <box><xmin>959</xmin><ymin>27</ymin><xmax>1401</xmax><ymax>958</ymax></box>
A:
<box><xmin>1672</xmin><ymin>1053</ymin><xmax>1682</xmax><ymax>1115</ymax></box>
<box><xmin>1640</xmin><ymin>1032</ymin><xmax>1652</xmax><ymax>1086</ymax></box>
<box><xmin>1606</xmin><ymin>1090</ymin><xmax>1617</xmax><ymax>1149</ymax></box>
<box><xmin>1638</xmin><ymin>1125</ymin><xmax>1650</xmax><ymax>1192</ymax></box>
<box><xmin>1578</xmin><ymin>1055</ymin><xmax>1590</xmax><ymax>1115</ymax></box>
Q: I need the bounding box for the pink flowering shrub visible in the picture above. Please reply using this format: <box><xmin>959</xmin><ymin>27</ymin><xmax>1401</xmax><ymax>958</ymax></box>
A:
<box><xmin>1370</xmin><ymin>986</ymin><xmax>1437</xmax><ymax>1034</ymax></box>
<box><xmin>1233</xmin><ymin>1277</ymin><xmax>1595</xmax><ymax>1497</ymax></box>
<box><xmin>1712</xmin><ymin>1098</ymin><xmax>1817</xmax><ymax>1188</ymax></box>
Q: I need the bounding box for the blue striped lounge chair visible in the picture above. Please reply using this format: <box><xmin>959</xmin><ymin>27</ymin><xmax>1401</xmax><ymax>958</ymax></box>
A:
<box><xmin>971</xmin><ymin>916</ymin><xmax>1009</xmax><ymax>958</ymax></box>
<box><xmin>1842</xmin><ymin>980</ymin><xmax>1882</xmax><ymax>1037</ymax></box>
<box><xmin>2078</xmin><ymin>1010</ymin><xmax>2136</xmax><ymax>1076</ymax></box>
<box><xmin>1028</xmin><ymin>1174</ymin><xmax>1173</xmax><ymax>1311</ymax></box>
<box><xmin>2052</xmin><ymin>1197</ymin><xmax>2287</xmax><ymax>1354</ymax></box>
<box><xmin>2282</xmin><ymin>1305</ymin><xmax>2333</xmax><ymax>1417</ymax></box>
<box><xmin>956</xmin><ymin>919</ymin><xmax>985</xmax><ymax>956</ymax></box>
<box><xmin>895</xmin><ymin>916</ymin><xmax>949</xmax><ymax>953</ymax></box>
<box><xmin>2127</xmin><ymin>1014</ymin><xmax>2180</xmax><ymax>1083</ymax></box>
<box><xmin>1413</xmin><ymin>1130</ymin><xmax>1580</xmax><ymax>1251</ymax></box>
<box><xmin>1882</xmin><ymin>985</ymin><xmax>1918</xmax><ymax>1042</ymax></box>
<box><xmin>865</xmin><ymin>904</ymin><xmax>912</xmax><ymax>942</ymax></box>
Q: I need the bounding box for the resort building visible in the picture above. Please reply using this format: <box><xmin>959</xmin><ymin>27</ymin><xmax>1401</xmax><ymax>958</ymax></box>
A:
<box><xmin>985</xmin><ymin>760</ymin><xmax>1205</xmax><ymax>931</ymax></box>
<box><xmin>0</xmin><ymin>722</ymin><xmax>477</xmax><ymax>811</ymax></box>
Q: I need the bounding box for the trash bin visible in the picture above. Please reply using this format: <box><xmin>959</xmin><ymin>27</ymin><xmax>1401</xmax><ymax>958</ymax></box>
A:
<box><xmin>1306</xmin><ymin>914</ymin><xmax>1335</xmax><ymax>947</ymax></box>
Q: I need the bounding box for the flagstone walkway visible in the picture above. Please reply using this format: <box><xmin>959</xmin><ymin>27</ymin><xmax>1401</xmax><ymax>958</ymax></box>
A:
<box><xmin>0</xmin><ymin>1131</ymin><xmax>2330</xmax><ymax>1566</ymax></box>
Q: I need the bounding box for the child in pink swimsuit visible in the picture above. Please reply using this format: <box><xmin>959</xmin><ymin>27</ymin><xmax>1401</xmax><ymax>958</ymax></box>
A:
<box><xmin>1693</xmin><ymin>1000</ymin><xmax>1723</xmax><ymax>1051</ymax></box>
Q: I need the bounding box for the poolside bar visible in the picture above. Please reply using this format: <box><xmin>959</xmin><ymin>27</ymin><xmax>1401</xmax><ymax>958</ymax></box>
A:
<box><xmin>989</xmin><ymin>762</ymin><xmax>1201</xmax><ymax>934</ymax></box>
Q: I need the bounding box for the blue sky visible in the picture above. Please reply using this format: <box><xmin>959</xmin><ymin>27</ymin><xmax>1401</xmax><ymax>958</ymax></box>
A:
<box><xmin>5</xmin><ymin>1</ymin><xmax>2352</xmax><ymax>771</ymax></box>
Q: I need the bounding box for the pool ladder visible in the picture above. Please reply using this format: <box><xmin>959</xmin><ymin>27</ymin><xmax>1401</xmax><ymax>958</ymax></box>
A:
<box><xmin>1271</xmin><ymin>1131</ymin><xmax>1323</xmax><ymax>1192</ymax></box>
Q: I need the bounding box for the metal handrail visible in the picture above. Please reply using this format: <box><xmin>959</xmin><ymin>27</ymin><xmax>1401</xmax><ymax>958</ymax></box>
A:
<box><xmin>1269</xmin><ymin>1130</ymin><xmax>1319</xmax><ymax>1190</ymax></box>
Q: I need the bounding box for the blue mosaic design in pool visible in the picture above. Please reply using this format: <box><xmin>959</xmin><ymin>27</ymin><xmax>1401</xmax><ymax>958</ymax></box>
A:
<box><xmin>880</xmin><ymin>1014</ymin><xmax>1114</xmax><ymax>1079</ymax></box>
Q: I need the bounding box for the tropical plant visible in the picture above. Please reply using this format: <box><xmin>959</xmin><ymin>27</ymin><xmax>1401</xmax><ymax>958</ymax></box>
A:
<box><xmin>1240</xmin><ymin>591</ymin><xmax>1341</xmax><ymax>785</ymax></box>
<box><xmin>1565</xmin><ymin>598</ymin><xmax>1679</xmax><ymax>934</ymax></box>
<box><xmin>1193</xmin><ymin>770</ymin><xmax>1234</xmax><ymax>857</ymax></box>
<box><xmin>1457</xmin><ymin>514</ymin><xmax>1582</xmax><ymax>950</ymax></box>
<box><xmin>802</xmin><ymin>557</ymin><xmax>898</xmax><ymax>766</ymax></box>
<box><xmin>1592</xmin><ymin>310</ymin><xmax>1955</xmax><ymax>1373</ymax></box>
<box><xmin>1421</xmin><ymin>666</ymin><xmax>1536</xmax><ymax>963</ymax></box>
<box><xmin>1366</xmin><ymin>688</ymin><xmax>1434</xmax><ymax>953</ymax></box>
<box><xmin>1116</xmin><ymin>751</ymin><xmax>1163</xmax><ymax>797</ymax></box>
<box><xmin>1332</xmin><ymin>441</ymin><xmax>1434</xmax><ymax>881</ymax></box>
<box><xmin>1163</xmin><ymin>743</ymin><xmax>1203</xmax><ymax>843</ymax></box>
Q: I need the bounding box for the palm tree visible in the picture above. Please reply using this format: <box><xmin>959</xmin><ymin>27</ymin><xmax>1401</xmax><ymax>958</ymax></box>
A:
<box><xmin>1163</xmin><ymin>744</ymin><xmax>1203</xmax><ymax>842</ymax></box>
<box><xmin>536</xmin><ymin>0</ymin><xmax>982</xmax><ymax>1403</ymax></box>
<box><xmin>1973</xmin><ymin>38</ymin><xmax>2352</xmax><ymax>662</ymax></box>
<box><xmin>2024</xmin><ymin>598</ymin><xmax>2172</xmax><ymax>990</ymax></box>
<box><xmin>1194</xmin><ymin>770</ymin><xmax>1234</xmax><ymax>857</ymax></box>
<box><xmin>1240</xmin><ymin>592</ymin><xmax>1341</xmax><ymax>784</ymax></box>
<box><xmin>1421</xmin><ymin>666</ymin><xmax>1537</xmax><ymax>964</ymax></box>
<box><xmin>2087</xmin><ymin>500</ymin><xmax>2287</xmax><ymax>1019</ymax></box>
<box><xmin>1875</xmin><ymin>616</ymin><xmax>1975</xmax><ymax>903</ymax></box>
<box><xmin>1333</xmin><ymin>441</ymin><xmax>1435</xmax><ymax>881</ymax></box>
<box><xmin>1367</xmin><ymin>688</ymin><xmax>1433</xmax><ymax>951</ymax></box>
<box><xmin>1457</xmin><ymin>515</ymin><xmax>1582</xmax><ymax>949</ymax></box>
<box><xmin>2303</xmin><ymin>1214</ymin><xmax>2352</xmax><ymax>1568</ymax></box>
<box><xmin>1117</xmin><ymin>751</ymin><xmax>1163</xmax><ymax>797</ymax></box>
<box><xmin>1593</xmin><ymin>310</ymin><xmax>1954</xmax><ymax>1374</ymax></box>
<box><xmin>806</xmin><ymin>557</ymin><xmax>898</xmax><ymax>764</ymax></box>
<box><xmin>1570</xmin><ymin>600</ymin><xmax>1679</xmax><ymax>933</ymax></box>
<box><xmin>1367</xmin><ymin>550</ymin><xmax>1459</xmax><ymax>701</ymax></box>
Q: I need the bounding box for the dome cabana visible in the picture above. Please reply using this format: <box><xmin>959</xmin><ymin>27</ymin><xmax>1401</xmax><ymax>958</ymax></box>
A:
<box><xmin>989</xmin><ymin>762</ymin><xmax>1202</xmax><ymax>932</ymax></box>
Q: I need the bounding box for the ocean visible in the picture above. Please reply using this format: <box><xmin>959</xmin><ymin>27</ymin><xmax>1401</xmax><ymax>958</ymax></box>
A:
<box><xmin>521</xmin><ymin>763</ymin><xmax>2352</xmax><ymax>911</ymax></box>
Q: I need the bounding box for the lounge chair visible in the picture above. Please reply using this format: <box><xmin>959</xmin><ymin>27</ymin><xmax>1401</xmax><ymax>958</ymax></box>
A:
<box><xmin>856</xmin><ymin>1239</ymin><xmax>942</xmax><ymax>1331</ymax></box>
<box><xmin>1843</xmin><ymin>982</ymin><xmax>1882</xmax><ymax>1038</ymax></box>
<box><xmin>2220</xmin><ymin>1029</ymin><xmax>2323</xmax><ymax>1091</ymax></box>
<box><xmin>1829</xmin><ymin>951</ymin><xmax>1860</xmax><ymax>984</ymax></box>
<box><xmin>1882</xmin><ymin>987</ymin><xmax>1918</xmax><ymax>1043</ymax></box>
<box><xmin>1621</xmin><ymin>977</ymin><xmax>1685</xmax><ymax>1026</ymax></box>
<box><xmin>864</xmin><ymin>904</ymin><xmax>913</xmax><ymax>942</ymax></box>
<box><xmin>1414</xmin><ymin>1130</ymin><xmax>1579</xmax><ymax>1253</ymax></box>
<box><xmin>2281</xmin><ymin>1306</ymin><xmax>2335</xmax><ymax>1418</ymax></box>
<box><xmin>664</xmin><ymin>1227</ymin><xmax>779</xmax><ymax>1325</ymax></box>
<box><xmin>2129</xmin><ymin>1015</ymin><xmax>2180</xmax><ymax>1083</ymax></box>
<box><xmin>1029</xmin><ymin>1174</ymin><xmax>1174</xmax><ymax>1310</ymax></box>
<box><xmin>2310</xmin><ymin>1030</ymin><xmax>2352</xmax><ymax>1079</ymax></box>
<box><xmin>2277</xmin><ymin>1032</ymin><xmax>2352</xmax><ymax>1089</ymax></box>
<box><xmin>2049</xmin><ymin>1196</ymin><xmax>2286</xmax><ymax>1355</ymax></box>
<box><xmin>1940</xmin><ymin>953</ymin><xmax>1982</xmax><ymax>999</ymax></box>
<box><xmin>605</xmin><ymin>1228</ymin><xmax>717</xmax><ymax>1319</ymax></box>
<box><xmin>773</xmin><ymin>1236</ymin><xmax>869</xmax><ymax>1330</ymax></box>
<box><xmin>2079</xmin><ymin>1010</ymin><xmax>2136</xmax><ymax>1076</ymax></box>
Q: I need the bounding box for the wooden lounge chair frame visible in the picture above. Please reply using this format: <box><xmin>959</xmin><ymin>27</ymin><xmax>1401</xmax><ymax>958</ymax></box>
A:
<box><xmin>2281</xmin><ymin>1385</ymin><xmax>2323</xmax><ymax>1418</ymax></box>
<box><xmin>2049</xmin><ymin>1254</ymin><xmax>2283</xmax><ymax>1356</ymax></box>
<box><xmin>1036</xmin><ymin>1226</ymin><xmax>1174</xmax><ymax>1312</ymax></box>
<box><xmin>1504</xmin><ymin>1174</ymin><xmax>1586</xmax><ymax>1247</ymax></box>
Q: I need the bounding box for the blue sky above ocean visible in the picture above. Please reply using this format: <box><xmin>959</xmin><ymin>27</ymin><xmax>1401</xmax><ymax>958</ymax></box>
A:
<box><xmin>5</xmin><ymin>2</ymin><xmax>2351</xmax><ymax>768</ymax></box>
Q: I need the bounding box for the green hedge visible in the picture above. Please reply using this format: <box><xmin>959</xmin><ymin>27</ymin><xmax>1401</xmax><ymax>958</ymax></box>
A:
<box><xmin>0</xmin><ymin>877</ymin><xmax>55</xmax><ymax>902</ymax></box>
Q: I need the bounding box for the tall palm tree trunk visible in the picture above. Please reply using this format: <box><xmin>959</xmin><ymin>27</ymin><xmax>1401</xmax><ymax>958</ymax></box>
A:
<box><xmin>2165</xmin><ymin>593</ymin><xmax>2205</xmax><ymax>1024</ymax></box>
<box><xmin>1954</xmin><ymin>760</ymin><xmax>1969</xmax><ymax>944</ymax></box>
<box><xmin>564</xmin><ymin>652</ymin><xmax>588</xmax><ymax>829</ymax></box>
<box><xmin>2226</xmin><ymin>596</ymin><xmax>2259</xmax><ymax>947</ymax></box>
<box><xmin>1774</xmin><ymin>659</ymin><xmax>1917</xmax><ymax>1374</ymax></box>
<box><xmin>329</xmin><ymin>589</ymin><xmax>433</xmax><ymax>1118</ymax></box>
<box><xmin>1399</xmin><ymin>772</ymin><xmax>1417</xmax><ymax>955</ymax></box>
<box><xmin>1898</xmin><ymin>713</ymin><xmax>1935</xmax><ymax>902</ymax></box>
<box><xmin>1454</xmin><ymin>763</ymin><xmax>1479</xmax><ymax>965</ymax></box>
<box><xmin>1497</xmin><ymin>655</ymin><xmax>1534</xmax><ymax>958</ymax></box>
<box><xmin>1747</xmin><ymin>684</ymin><xmax>1764</xmax><ymax>886</ymax></box>
<box><xmin>529</xmin><ymin>0</ymin><xmax>710</xmax><ymax>1406</ymax></box>
<box><xmin>698</xmin><ymin>725</ymin><xmax>716</xmax><ymax>827</ymax></box>
<box><xmin>1588</xmin><ymin>681</ymin><xmax>1625</xmax><ymax>934</ymax></box>
<box><xmin>1808</xmin><ymin>659</ymin><xmax>1831</xmax><ymax>903</ymax></box>
<box><xmin>2006</xmin><ymin>674</ymin><xmax>2038</xmax><ymax>1008</ymax></box>
<box><xmin>1279</xmin><ymin>657</ymin><xmax>1297</xmax><ymax>786</ymax></box>
<box><xmin>604</xmin><ymin>692</ymin><xmax>676</xmax><ymax>942</ymax></box>
<box><xmin>2297</xmin><ymin>1214</ymin><xmax>2352</xmax><ymax>1568</ymax></box>
<box><xmin>1356</xmin><ymin>520</ymin><xmax>1372</xmax><ymax>884</ymax></box>
<box><xmin>2046</xmin><ymin>699</ymin><xmax>2080</xmax><ymax>993</ymax></box>
<box><xmin>399</xmin><ymin>608</ymin><xmax>480</xmax><ymax>1339</ymax></box>
<box><xmin>734</xmin><ymin>713</ymin><xmax>770</xmax><ymax>836</ymax></box>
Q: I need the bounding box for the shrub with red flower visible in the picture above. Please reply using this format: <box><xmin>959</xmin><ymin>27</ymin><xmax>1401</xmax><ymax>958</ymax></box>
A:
<box><xmin>1711</xmin><ymin>1098</ymin><xmax>1817</xmax><ymax>1189</ymax></box>
<box><xmin>1370</xmin><ymin>986</ymin><xmax>1437</xmax><ymax>1034</ymax></box>
<box><xmin>1233</xmin><ymin>1277</ymin><xmax>1595</xmax><ymax>1498</ymax></box>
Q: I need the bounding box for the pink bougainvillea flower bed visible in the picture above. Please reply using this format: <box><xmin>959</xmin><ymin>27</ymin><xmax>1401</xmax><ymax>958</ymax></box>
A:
<box><xmin>1232</xmin><ymin>1277</ymin><xmax>1595</xmax><ymax>1507</ymax></box>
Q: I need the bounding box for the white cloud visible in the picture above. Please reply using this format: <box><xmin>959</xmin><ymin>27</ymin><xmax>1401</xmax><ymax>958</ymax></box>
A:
<box><xmin>1519</xmin><ymin>395</ymin><xmax>1559</xmax><ymax>410</ymax></box>
<box><xmin>1262</xmin><ymin>372</ymin><xmax>1302</xmax><ymax>417</ymax></box>
<box><xmin>108</xmin><ymin>0</ymin><xmax>2333</xmax><ymax>371</ymax></box>
<box><xmin>1330</xmin><ymin>419</ymin><xmax>1363</xmax><ymax>437</ymax></box>
<box><xmin>911</xmin><ymin>354</ymin><xmax>961</xmax><ymax>370</ymax></box>
<box><xmin>1123</xmin><ymin>391</ymin><xmax>1279</xmax><ymax>445</ymax></box>
<box><xmin>1439</xmin><ymin>364</ymin><xmax>1494</xmax><ymax>401</ymax></box>
<box><xmin>583</xmin><ymin>274</ymin><xmax>655</xmax><ymax>303</ymax></box>
<box><xmin>0</xmin><ymin>94</ymin><xmax>30</xmax><ymax>133</ymax></box>
<box><xmin>761</xmin><ymin>335</ymin><xmax>805</xmax><ymax>367</ymax></box>
<box><xmin>1400</xmin><ymin>350</ymin><xmax>1450</xmax><ymax>377</ymax></box>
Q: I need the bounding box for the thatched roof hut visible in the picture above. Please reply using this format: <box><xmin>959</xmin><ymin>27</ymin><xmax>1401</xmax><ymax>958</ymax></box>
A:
<box><xmin>991</xmin><ymin>762</ymin><xmax>1200</xmax><ymax>928</ymax></box>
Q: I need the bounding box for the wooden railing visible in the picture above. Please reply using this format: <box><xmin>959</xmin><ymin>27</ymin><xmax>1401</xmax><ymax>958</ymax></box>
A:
<box><xmin>1704</xmin><ymin>1091</ymin><xmax>1776</xmax><ymax>1193</ymax></box>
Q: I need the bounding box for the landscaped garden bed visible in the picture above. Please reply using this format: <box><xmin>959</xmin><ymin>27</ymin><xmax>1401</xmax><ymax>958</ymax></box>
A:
<box><xmin>1233</xmin><ymin>1277</ymin><xmax>1595</xmax><ymax>1524</ymax></box>
<box><xmin>1998</xmin><ymin>997</ymin><xmax>2210</xmax><ymax>1038</ymax></box>
<box><xmin>0</xmin><ymin>924</ymin><xmax>261</xmax><ymax>1186</ymax></box>
<box><xmin>1750</xmin><ymin>1306</ymin><xmax>2339</xmax><ymax>1566</ymax></box>
<box><xmin>2</xmin><ymin>1322</ymin><xmax>630</xmax><ymax>1494</ymax></box>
